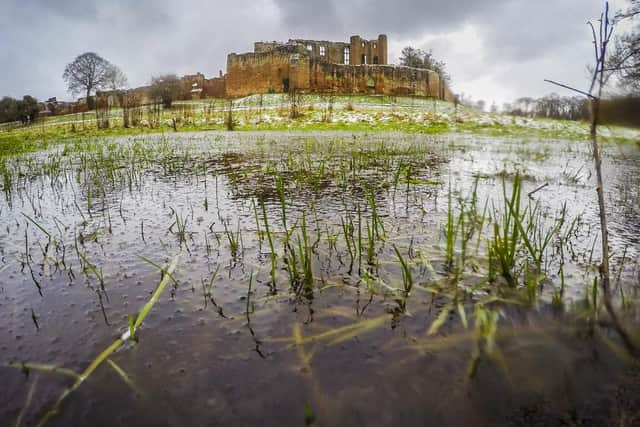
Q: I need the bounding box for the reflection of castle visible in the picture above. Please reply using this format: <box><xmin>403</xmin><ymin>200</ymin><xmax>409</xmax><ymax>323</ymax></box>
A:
<box><xmin>98</xmin><ymin>34</ymin><xmax>454</xmax><ymax>104</ymax></box>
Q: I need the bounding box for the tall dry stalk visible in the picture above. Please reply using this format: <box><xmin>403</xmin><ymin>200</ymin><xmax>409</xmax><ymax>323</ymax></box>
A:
<box><xmin>546</xmin><ymin>1</ymin><xmax>637</xmax><ymax>355</ymax></box>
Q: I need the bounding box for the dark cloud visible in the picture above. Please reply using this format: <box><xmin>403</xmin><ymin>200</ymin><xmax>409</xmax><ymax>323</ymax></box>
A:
<box><xmin>477</xmin><ymin>0</ymin><xmax>605</xmax><ymax>61</ymax></box>
<box><xmin>272</xmin><ymin>0</ymin><xmax>510</xmax><ymax>37</ymax></box>
<box><xmin>36</xmin><ymin>0</ymin><xmax>99</xmax><ymax>19</ymax></box>
<box><xmin>273</xmin><ymin>0</ymin><xmax>343</xmax><ymax>33</ymax></box>
<box><xmin>0</xmin><ymin>0</ymin><xmax>629</xmax><ymax>104</ymax></box>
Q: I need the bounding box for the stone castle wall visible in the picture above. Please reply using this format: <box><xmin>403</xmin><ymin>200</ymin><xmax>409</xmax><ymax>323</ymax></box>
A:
<box><xmin>348</xmin><ymin>35</ymin><xmax>387</xmax><ymax>65</ymax></box>
<box><xmin>225</xmin><ymin>49</ymin><xmax>453</xmax><ymax>100</ymax></box>
<box><xmin>225</xmin><ymin>45</ymin><xmax>307</xmax><ymax>97</ymax></box>
<box><xmin>97</xmin><ymin>34</ymin><xmax>455</xmax><ymax>105</ymax></box>
<box><xmin>309</xmin><ymin>61</ymin><xmax>447</xmax><ymax>98</ymax></box>
<box><xmin>254</xmin><ymin>34</ymin><xmax>387</xmax><ymax>66</ymax></box>
<box><xmin>203</xmin><ymin>77</ymin><xmax>225</xmax><ymax>98</ymax></box>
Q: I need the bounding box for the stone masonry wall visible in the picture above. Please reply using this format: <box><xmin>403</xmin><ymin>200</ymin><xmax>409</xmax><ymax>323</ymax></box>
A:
<box><xmin>254</xmin><ymin>34</ymin><xmax>388</xmax><ymax>66</ymax></box>
<box><xmin>309</xmin><ymin>62</ymin><xmax>445</xmax><ymax>97</ymax></box>
<box><xmin>289</xmin><ymin>39</ymin><xmax>350</xmax><ymax>65</ymax></box>
<box><xmin>203</xmin><ymin>77</ymin><xmax>226</xmax><ymax>98</ymax></box>
<box><xmin>349</xmin><ymin>35</ymin><xmax>387</xmax><ymax>65</ymax></box>
<box><xmin>226</xmin><ymin>46</ymin><xmax>453</xmax><ymax>99</ymax></box>
<box><xmin>226</xmin><ymin>45</ymin><xmax>311</xmax><ymax>97</ymax></box>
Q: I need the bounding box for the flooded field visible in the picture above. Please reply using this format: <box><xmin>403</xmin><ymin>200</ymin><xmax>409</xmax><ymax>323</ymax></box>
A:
<box><xmin>1</xmin><ymin>131</ymin><xmax>639</xmax><ymax>426</ymax></box>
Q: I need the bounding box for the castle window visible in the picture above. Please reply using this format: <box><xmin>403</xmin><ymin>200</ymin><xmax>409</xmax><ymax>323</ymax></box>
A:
<box><xmin>319</xmin><ymin>46</ymin><xmax>325</xmax><ymax>56</ymax></box>
<box><xmin>362</xmin><ymin>54</ymin><xmax>367</xmax><ymax>64</ymax></box>
<box><xmin>306</xmin><ymin>44</ymin><xmax>312</xmax><ymax>52</ymax></box>
<box><xmin>361</xmin><ymin>42</ymin><xmax>365</xmax><ymax>48</ymax></box>
<box><xmin>373</xmin><ymin>43</ymin><xmax>376</xmax><ymax>48</ymax></box>
<box><xmin>344</xmin><ymin>47</ymin><xmax>350</xmax><ymax>64</ymax></box>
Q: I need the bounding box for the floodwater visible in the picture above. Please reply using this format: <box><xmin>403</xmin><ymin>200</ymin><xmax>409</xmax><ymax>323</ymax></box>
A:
<box><xmin>1</xmin><ymin>131</ymin><xmax>639</xmax><ymax>426</ymax></box>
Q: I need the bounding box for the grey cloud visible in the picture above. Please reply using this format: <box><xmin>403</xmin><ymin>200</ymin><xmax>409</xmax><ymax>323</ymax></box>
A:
<box><xmin>477</xmin><ymin>0</ymin><xmax>605</xmax><ymax>62</ymax></box>
<box><xmin>273</xmin><ymin>0</ymin><xmax>343</xmax><ymax>33</ymax></box>
<box><xmin>0</xmin><ymin>0</ymin><xmax>627</xmax><ymax>104</ymax></box>
<box><xmin>271</xmin><ymin>0</ymin><xmax>511</xmax><ymax>37</ymax></box>
<box><xmin>34</xmin><ymin>0</ymin><xmax>99</xmax><ymax>19</ymax></box>
<box><xmin>0</xmin><ymin>0</ymin><xmax>275</xmax><ymax>99</ymax></box>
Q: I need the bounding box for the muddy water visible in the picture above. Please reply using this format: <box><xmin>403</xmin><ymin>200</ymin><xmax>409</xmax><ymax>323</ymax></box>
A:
<box><xmin>1</xmin><ymin>131</ymin><xmax>639</xmax><ymax>426</ymax></box>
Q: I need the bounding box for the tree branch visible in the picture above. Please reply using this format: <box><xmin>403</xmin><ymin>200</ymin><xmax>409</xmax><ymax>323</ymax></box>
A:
<box><xmin>543</xmin><ymin>79</ymin><xmax>597</xmax><ymax>99</ymax></box>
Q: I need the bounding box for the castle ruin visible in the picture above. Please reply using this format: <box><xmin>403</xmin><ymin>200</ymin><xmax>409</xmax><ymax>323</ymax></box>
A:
<box><xmin>98</xmin><ymin>34</ymin><xmax>454</xmax><ymax>104</ymax></box>
<box><xmin>226</xmin><ymin>34</ymin><xmax>453</xmax><ymax>100</ymax></box>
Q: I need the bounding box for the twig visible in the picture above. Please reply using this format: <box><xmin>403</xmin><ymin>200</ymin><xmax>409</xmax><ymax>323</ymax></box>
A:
<box><xmin>543</xmin><ymin>79</ymin><xmax>596</xmax><ymax>99</ymax></box>
<box><xmin>527</xmin><ymin>183</ymin><xmax>549</xmax><ymax>199</ymax></box>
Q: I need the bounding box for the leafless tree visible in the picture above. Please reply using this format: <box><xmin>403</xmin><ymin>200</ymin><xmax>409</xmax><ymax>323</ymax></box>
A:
<box><xmin>320</xmin><ymin>91</ymin><xmax>335</xmax><ymax>122</ymax></box>
<box><xmin>506</xmin><ymin>95</ymin><xmax>590</xmax><ymax>120</ymax></box>
<box><xmin>149</xmin><ymin>74</ymin><xmax>183</xmax><ymax>108</ymax></box>
<box><xmin>95</xmin><ymin>93</ymin><xmax>111</xmax><ymax>129</ymax></box>
<box><xmin>546</xmin><ymin>1</ymin><xmax>637</xmax><ymax>356</ymax></box>
<box><xmin>62</xmin><ymin>52</ymin><xmax>126</xmax><ymax>105</ymax></box>
<box><xmin>121</xmin><ymin>91</ymin><xmax>143</xmax><ymax>128</ymax></box>
<box><xmin>106</xmin><ymin>67</ymin><xmax>129</xmax><ymax>91</ymax></box>
<box><xmin>610</xmin><ymin>0</ymin><xmax>640</xmax><ymax>92</ymax></box>
<box><xmin>257</xmin><ymin>94</ymin><xmax>264</xmax><ymax>123</ymax></box>
<box><xmin>225</xmin><ymin>99</ymin><xmax>235</xmax><ymax>131</ymax></box>
<box><xmin>288</xmin><ymin>85</ymin><xmax>304</xmax><ymax>119</ymax></box>
<box><xmin>147</xmin><ymin>102</ymin><xmax>161</xmax><ymax>128</ymax></box>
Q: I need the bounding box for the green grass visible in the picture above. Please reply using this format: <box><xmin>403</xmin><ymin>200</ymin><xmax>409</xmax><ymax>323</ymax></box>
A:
<box><xmin>2</xmin><ymin>94</ymin><xmax>637</xmax><ymax>166</ymax></box>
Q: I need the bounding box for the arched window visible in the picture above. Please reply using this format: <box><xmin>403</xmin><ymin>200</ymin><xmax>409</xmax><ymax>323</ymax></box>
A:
<box><xmin>344</xmin><ymin>47</ymin><xmax>350</xmax><ymax>64</ymax></box>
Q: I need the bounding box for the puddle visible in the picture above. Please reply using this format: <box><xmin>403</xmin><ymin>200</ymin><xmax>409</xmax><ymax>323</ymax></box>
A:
<box><xmin>1</xmin><ymin>131</ymin><xmax>639</xmax><ymax>426</ymax></box>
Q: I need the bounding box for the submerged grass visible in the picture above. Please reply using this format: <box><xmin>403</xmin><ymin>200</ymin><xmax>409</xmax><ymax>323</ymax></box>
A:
<box><xmin>2</xmin><ymin>127</ymin><xmax>639</xmax><ymax>424</ymax></box>
<box><xmin>6</xmin><ymin>256</ymin><xmax>181</xmax><ymax>427</ymax></box>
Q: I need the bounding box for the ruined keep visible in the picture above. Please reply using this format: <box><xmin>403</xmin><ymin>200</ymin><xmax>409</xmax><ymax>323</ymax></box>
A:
<box><xmin>97</xmin><ymin>34</ymin><xmax>454</xmax><ymax>106</ymax></box>
<box><xmin>253</xmin><ymin>34</ymin><xmax>388</xmax><ymax>66</ymax></box>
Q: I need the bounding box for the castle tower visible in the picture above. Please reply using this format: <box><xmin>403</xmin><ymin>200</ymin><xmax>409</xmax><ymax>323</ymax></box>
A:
<box><xmin>350</xmin><ymin>35</ymin><xmax>362</xmax><ymax>65</ymax></box>
<box><xmin>377</xmin><ymin>34</ymin><xmax>388</xmax><ymax>65</ymax></box>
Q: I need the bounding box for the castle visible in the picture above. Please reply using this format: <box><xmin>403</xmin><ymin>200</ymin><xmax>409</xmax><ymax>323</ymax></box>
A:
<box><xmin>99</xmin><ymin>34</ymin><xmax>454</xmax><ymax>104</ymax></box>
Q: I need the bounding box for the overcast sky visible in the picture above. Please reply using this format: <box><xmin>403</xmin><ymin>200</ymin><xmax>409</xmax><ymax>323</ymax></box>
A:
<box><xmin>0</xmin><ymin>0</ymin><xmax>630</xmax><ymax>106</ymax></box>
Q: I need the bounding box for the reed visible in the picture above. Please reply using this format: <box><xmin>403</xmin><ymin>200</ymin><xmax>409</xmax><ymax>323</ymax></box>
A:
<box><xmin>490</xmin><ymin>173</ymin><xmax>523</xmax><ymax>287</ymax></box>
<box><xmin>222</xmin><ymin>219</ymin><xmax>241</xmax><ymax>259</ymax></box>
<box><xmin>260</xmin><ymin>199</ymin><xmax>277</xmax><ymax>289</ymax></box>
<box><xmin>393</xmin><ymin>244</ymin><xmax>413</xmax><ymax>312</ymax></box>
<box><xmin>169</xmin><ymin>210</ymin><xmax>189</xmax><ymax>244</ymax></box>
<box><xmin>33</xmin><ymin>256</ymin><xmax>179</xmax><ymax>427</ymax></box>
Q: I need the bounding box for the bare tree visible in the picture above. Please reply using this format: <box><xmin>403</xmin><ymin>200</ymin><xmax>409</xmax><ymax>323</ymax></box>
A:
<box><xmin>63</xmin><ymin>52</ymin><xmax>126</xmax><ymax>106</ymax></box>
<box><xmin>121</xmin><ymin>91</ymin><xmax>143</xmax><ymax>128</ymax></box>
<box><xmin>610</xmin><ymin>0</ymin><xmax>640</xmax><ymax>92</ymax></box>
<box><xmin>320</xmin><ymin>91</ymin><xmax>335</xmax><ymax>123</ymax></box>
<box><xmin>149</xmin><ymin>74</ymin><xmax>183</xmax><ymax>108</ymax></box>
<box><xmin>225</xmin><ymin>99</ymin><xmax>235</xmax><ymax>131</ymax></box>
<box><xmin>288</xmin><ymin>85</ymin><xmax>303</xmax><ymax>119</ymax></box>
<box><xmin>106</xmin><ymin>67</ymin><xmax>129</xmax><ymax>91</ymax></box>
<box><xmin>545</xmin><ymin>1</ymin><xmax>637</xmax><ymax>355</ymax></box>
